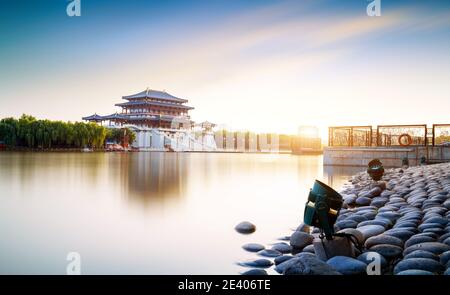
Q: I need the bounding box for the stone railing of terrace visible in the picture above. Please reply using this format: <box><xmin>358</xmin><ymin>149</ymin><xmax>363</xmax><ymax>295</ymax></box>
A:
<box><xmin>325</xmin><ymin>124</ymin><xmax>450</xmax><ymax>167</ymax></box>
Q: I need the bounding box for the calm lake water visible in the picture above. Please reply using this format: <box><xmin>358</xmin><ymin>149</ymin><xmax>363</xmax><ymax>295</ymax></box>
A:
<box><xmin>0</xmin><ymin>152</ymin><xmax>363</xmax><ymax>274</ymax></box>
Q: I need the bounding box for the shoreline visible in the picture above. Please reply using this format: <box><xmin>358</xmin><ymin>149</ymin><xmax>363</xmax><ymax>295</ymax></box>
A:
<box><xmin>0</xmin><ymin>148</ymin><xmax>295</xmax><ymax>154</ymax></box>
<box><xmin>240</xmin><ymin>162</ymin><xmax>450</xmax><ymax>275</ymax></box>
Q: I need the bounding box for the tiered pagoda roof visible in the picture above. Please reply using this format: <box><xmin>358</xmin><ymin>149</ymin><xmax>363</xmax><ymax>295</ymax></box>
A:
<box><xmin>115</xmin><ymin>100</ymin><xmax>193</xmax><ymax>109</ymax></box>
<box><xmin>122</xmin><ymin>89</ymin><xmax>188</xmax><ymax>103</ymax></box>
<box><xmin>83</xmin><ymin>88</ymin><xmax>194</xmax><ymax>129</ymax></box>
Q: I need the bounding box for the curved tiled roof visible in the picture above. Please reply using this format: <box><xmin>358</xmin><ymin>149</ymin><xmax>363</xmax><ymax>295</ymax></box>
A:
<box><xmin>82</xmin><ymin>114</ymin><xmax>104</xmax><ymax>121</ymax></box>
<box><xmin>101</xmin><ymin>113</ymin><xmax>129</xmax><ymax>120</ymax></box>
<box><xmin>115</xmin><ymin>100</ymin><xmax>194</xmax><ymax>109</ymax></box>
<box><xmin>122</xmin><ymin>88</ymin><xmax>188</xmax><ymax>103</ymax></box>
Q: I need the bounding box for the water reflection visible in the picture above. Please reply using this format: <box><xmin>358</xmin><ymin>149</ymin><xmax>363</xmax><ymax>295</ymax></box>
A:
<box><xmin>323</xmin><ymin>165</ymin><xmax>364</xmax><ymax>189</ymax></box>
<box><xmin>0</xmin><ymin>152</ymin><xmax>364</xmax><ymax>274</ymax></box>
<box><xmin>119</xmin><ymin>152</ymin><xmax>190</xmax><ymax>204</ymax></box>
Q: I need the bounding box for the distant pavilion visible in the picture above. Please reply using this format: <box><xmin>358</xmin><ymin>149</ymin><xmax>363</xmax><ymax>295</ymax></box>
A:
<box><xmin>83</xmin><ymin>88</ymin><xmax>194</xmax><ymax>129</ymax></box>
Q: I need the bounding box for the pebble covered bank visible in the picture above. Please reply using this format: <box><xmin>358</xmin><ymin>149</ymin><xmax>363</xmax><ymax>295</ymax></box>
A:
<box><xmin>239</xmin><ymin>162</ymin><xmax>450</xmax><ymax>275</ymax></box>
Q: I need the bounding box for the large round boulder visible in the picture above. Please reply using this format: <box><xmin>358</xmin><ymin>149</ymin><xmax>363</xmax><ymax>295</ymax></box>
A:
<box><xmin>356</xmin><ymin>197</ymin><xmax>372</xmax><ymax>206</ymax></box>
<box><xmin>403</xmin><ymin>250</ymin><xmax>439</xmax><ymax>261</ymax></box>
<box><xmin>405</xmin><ymin>235</ymin><xmax>436</xmax><ymax>248</ymax></box>
<box><xmin>365</xmin><ymin>234</ymin><xmax>404</xmax><ymax>249</ymax></box>
<box><xmin>271</xmin><ymin>242</ymin><xmax>292</xmax><ymax>254</ymax></box>
<box><xmin>369</xmin><ymin>244</ymin><xmax>403</xmax><ymax>258</ymax></box>
<box><xmin>393</xmin><ymin>258</ymin><xmax>444</xmax><ymax>274</ymax></box>
<box><xmin>235</xmin><ymin>221</ymin><xmax>256</xmax><ymax>234</ymax></box>
<box><xmin>403</xmin><ymin>242</ymin><xmax>450</xmax><ymax>256</ymax></box>
<box><xmin>238</xmin><ymin>259</ymin><xmax>273</xmax><ymax>268</ymax></box>
<box><xmin>241</xmin><ymin>269</ymin><xmax>268</xmax><ymax>275</ymax></box>
<box><xmin>327</xmin><ymin>256</ymin><xmax>367</xmax><ymax>275</ymax></box>
<box><xmin>242</xmin><ymin>243</ymin><xmax>265</xmax><ymax>252</ymax></box>
<box><xmin>396</xmin><ymin>270</ymin><xmax>434</xmax><ymax>275</ymax></box>
<box><xmin>290</xmin><ymin>231</ymin><xmax>314</xmax><ymax>249</ymax></box>
<box><xmin>281</xmin><ymin>254</ymin><xmax>341</xmax><ymax>275</ymax></box>
<box><xmin>357</xmin><ymin>225</ymin><xmax>386</xmax><ymax>241</ymax></box>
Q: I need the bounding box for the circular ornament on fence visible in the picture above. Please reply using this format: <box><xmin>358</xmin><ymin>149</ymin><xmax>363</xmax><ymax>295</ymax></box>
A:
<box><xmin>398</xmin><ymin>134</ymin><xmax>412</xmax><ymax>146</ymax></box>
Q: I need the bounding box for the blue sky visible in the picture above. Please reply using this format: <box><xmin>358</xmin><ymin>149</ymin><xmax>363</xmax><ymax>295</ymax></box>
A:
<box><xmin>0</xmin><ymin>0</ymin><xmax>449</xmax><ymax>134</ymax></box>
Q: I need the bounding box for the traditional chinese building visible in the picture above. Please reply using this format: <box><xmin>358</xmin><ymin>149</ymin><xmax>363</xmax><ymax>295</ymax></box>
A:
<box><xmin>82</xmin><ymin>88</ymin><xmax>217</xmax><ymax>151</ymax></box>
<box><xmin>83</xmin><ymin>88</ymin><xmax>194</xmax><ymax>129</ymax></box>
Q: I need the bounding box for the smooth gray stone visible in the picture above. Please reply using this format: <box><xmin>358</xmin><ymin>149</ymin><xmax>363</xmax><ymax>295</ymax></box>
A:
<box><xmin>357</xmin><ymin>252</ymin><xmax>387</xmax><ymax>269</ymax></box>
<box><xmin>302</xmin><ymin>244</ymin><xmax>315</xmax><ymax>254</ymax></box>
<box><xmin>343</xmin><ymin>195</ymin><xmax>357</xmax><ymax>206</ymax></box>
<box><xmin>361</xmin><ymin>211</ymin><xmax>377</xmax><ymax>220</ymax></box>
<box><xmin>394</xmin><ymin>221</ymin><xmax>418</xmax><ymax>229</ymax></box>
<box><xmin>442</xmin><ymin>251</ymin><xmax>450</xmax><ymax>267</ymax></box>
<box><xmin>238</xmin><ymin>259</ymin><xmax>273</xmax><ymax>268</ymax></box>
<box><xmin>380</xmin><ymin>190</ymin><xmax>393</xmax><ymax>198</ymax></box>
<box><xmin>296</xmin><ymin>223</ymin><xmax>311</xmax><ymax>233</ymax></box>
<box><xmin>274</xmin><ymin>255</ymin><xmax>294</xmax><ymax>265</ymax></box>
<box><xmin>283</xmin><ymin>255</ymin><xmax>342</xmax><ymax>275</ymax></box>
<box><xmin>385</xmin><ymin>227</ymin><xmax>415</xmax><ymax>241</ymax></box>
<box><xmin>241</xmin><ymin>269</ymin><xmax>268</xmax><ymax>275</ymax></box>
<box><xmin>371</xmin><ymin>198</ymin><xmax>388</xmax><ymax>208</ymax></box>
<box><xmin>357</xmin><ymin>225</ymin><xmax>386</xmax><ymax>241</ymax></box>
<box><xmin>235</xmin><ymin>221</ymin><xmax>256</xmax><ymax>234</ymax></box>
<box><xmin>347</xmin><ymin>215</ymin><xmax>368</xmax><ymax>223</ymax></box>
<box><xmin>405</xmin><ymin>235</ymin><xmax>436</xmax><ymax>248</ymax></box>
<box><xmin>294</xmin><ymin>251</ymin><xmax>317</xmax><ymax>258</ymax></box>
<box><xmin>422</xmin><ymin>214</ymin><xmax>444</xmax><ymax>221</ymax></box>
<box><xmin>413</xmin><ymin>232</ymin><xmax>439</xmax><ymax>239</ymax></box>
<box><xmin>398</xmin><ymin>214</ymin><xmax>422</xmax><ymax>222</ymax></box>
<box><xmin>418</xmin><ymin>223</ymin><xmax>444</xmax><ymax>231</ymax></box>
<box><xmin>443</xmin><ymin>200</ymin><xmax>450</xmax><ymax>209</ymax></box>
<box><xmin>369</xmin><ymin>244</ymin><xmax>403</xmax><ymax>258</ymax></box>
<box><xmin>379</xmin><ymin>206</ymin><xmax>399</xmax><ymax>213</ymax></box>
<box><xmin>242</xmin><ymin>243</ymin><xmax>265</xmax><ymax>252</ymax></box>
<box><xmin>369</xmin><ymin>187</ymin><xmax>382</xmax><ymax>197</ymax></box>
<box><xmin>358</xmin><ymin>191</ymin><xmax>372</xmax><ymax>199</ymax></box>
<box><xmin>358</xmin><ymin>219</ymin><xmax>391</xmax><ymax>229</ymax></box>
<box><xmin>290</xmin><ymin>231</ymin><xmax>314</xmax><ymax>249</ymax></box>
<box><xmin>257</xmin><ymin>249</ymin><xmax>282</xmax><ymax>258</ymax></box>
<box><xmin>423</xmin><ymin>207</ymin><xmax>447</xmax><ymax>215</ymax></box>
<box><xmin>393</xmin><ymin>258</ymin><xmax>444</xmax><ymax>274</ymax></box>
<box><xmin>271</xmin><ymin>242</ymin><xmax>292</xmax><ymax>254</ymax></box>
<box><xmin>444</xmin><ymin>237</ymin><xmax>450</xmax><ymax>246</ymax></box>
<box><xmin>365</xmin><ymin>234</ymin><xmax>404</xmax><ymax>248</ymax></box>
<box><xmin>422</xmin><ymin>228</ymin><xmax>445</xmax><ymax>235</ymax></box>
<box><xmin>396</xmin><ymin>270</ymin><xmax>434</xmax><ymax>275</ymax></box>
<box><xmin>403</xmin><ymin>250</ymin><xmax>439</xmax><ymax>261</ymax></box>
<box><xmin>403</xmin><ymin>242</ymin><xmax>450</xmax><ymax>256</ymax></box>
<box><xmin>356</xmin><ymin>197</ymin><xmax>372</xmax><ymax>206</ymax></box>
<box><xmin>327</xmin><ymin>256</ymin><xmax>367</xmax><ymax>275</ymax></box>
<box><xmin>384</xmin><ymin>229</ymin><xmax>415</xmax><ymax>241</ymax></box>
<box><xmin>438</xmin><ymin>232</ymin><xmax>450</xmax><ymax>243</ymax></box>
<box><xmin>353</xmin><ymin>205</ymin><xmax>378</xmax><ymax>212</ymax></box>
<box><xmin>377</xmin><ymin>212</ymin><xmax>401</xmax><ymax>221</ymax></box>
<box><xmin>335</xmin><ymin>220</ymin><xmax>359</xmax><ymax>230</ymax></box>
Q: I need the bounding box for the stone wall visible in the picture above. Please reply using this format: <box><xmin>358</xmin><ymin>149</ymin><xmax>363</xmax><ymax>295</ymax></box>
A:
<box><xmin>324</xmin><ymin>146</ymin><xmax>450</xmax><ymax>167</ymax></box>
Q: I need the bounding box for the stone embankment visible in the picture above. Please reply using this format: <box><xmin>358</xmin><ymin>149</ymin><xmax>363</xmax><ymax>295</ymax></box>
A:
<box><xmin>238</xmin><ymin>163</ymin><xmax>450</xmax><ymax>275</ymax></box>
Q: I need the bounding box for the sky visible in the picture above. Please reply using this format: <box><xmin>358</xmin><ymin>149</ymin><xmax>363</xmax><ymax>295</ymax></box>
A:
<box><xmin>0</xmin><ymin>0</ymin><xmax>449</xmax><ymax>136</ymax></box>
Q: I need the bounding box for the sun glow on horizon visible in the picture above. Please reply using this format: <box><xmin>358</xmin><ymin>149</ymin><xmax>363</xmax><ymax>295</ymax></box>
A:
<box><xmin>0</xmin><ymin>1</ymin><xmax>449</xmax><ymax>136</ymax></box>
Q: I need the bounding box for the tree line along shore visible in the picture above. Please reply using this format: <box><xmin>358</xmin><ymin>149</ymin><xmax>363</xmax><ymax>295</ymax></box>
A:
<box><xmin>0</xmin><ymin>114</ymin><xmax>135</xmax><ymax>150</ymax></box>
